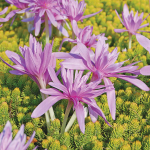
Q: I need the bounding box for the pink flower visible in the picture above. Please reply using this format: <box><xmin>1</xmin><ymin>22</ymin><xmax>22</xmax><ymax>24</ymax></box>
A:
<box><xmin>0</xmin><ymin>34</ymin><xmax>56</xmax><ymax>88</ymax></box>
<box><xmin>61</xmin><ymin>39</ymin><xmax>149</xmax><ymax>120</ymax></box>
<box><xmin>0</xmin><ymin>121</ymin><xmax>36</xmax><ymax>150</ymax></box>
<box><xmin>58</xmin><ymin>0</ymin><xmax>102</xmax><ymax>26</ymax></box>
<box><xmin>31</xmin><ymin>68</ymin><xmax>111</xmax><ymax>133</ymax></box>
<box><xmin>114</xmin><ymin>4</ymin><xmax>150</xmax><ymax>52</ymax></box>
<box><xmin>19</xmin><ymin>0</ymin><xmax>69</xmax><ymax>36</ymax></box>
<box><xmin>0</xmin><ymin>0</ymin><xmax>28</xmax><ymax>24</ymax></box>
<box><xmin>59</xmin><ymin>21</ymin><xmax>106</xmax><ymax>54</ymax></box>
<box><xmin>0</xmin><ymin>7</ymin><xmax>8</xmax><ymax>27</ymax></box>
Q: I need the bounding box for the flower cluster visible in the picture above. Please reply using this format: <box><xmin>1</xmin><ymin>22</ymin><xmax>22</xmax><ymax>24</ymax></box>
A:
<box><xmin>0</xmin><ymin>0</ymin><xmax>150</xmax><ymax>148</ymax></box>
<box><xmin>0</xmin><ymin>121</ymin><xmax>36</xmax><ymax>150</ymax></box>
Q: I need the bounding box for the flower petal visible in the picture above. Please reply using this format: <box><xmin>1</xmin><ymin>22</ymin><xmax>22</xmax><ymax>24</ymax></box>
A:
<box><xmin>140</xmin><ymin>66</ymin><xmax>150</xmax><ymax>75</ymax></box>
<box><xmin>75</xmin><ymin>102</ymin><xmax>85</xmax><ymax>133</ymax></box>
<box><xmin>31</xmin><ymin>96</ymin><xmax>63</xmax><ymax>118</ymax></box>
<box><xmin>136</xmin><ymin>33</ymin><xmax>150</xmax><ymax>53</ymax></box>
<box><xmin>103</xmin><ymin>77</ymin><xmax>116</xmax><ymax>120</ymax></box>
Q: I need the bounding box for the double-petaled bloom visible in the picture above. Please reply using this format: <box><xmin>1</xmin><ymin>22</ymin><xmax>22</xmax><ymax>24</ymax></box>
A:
<box><xmin>114</xmin><ymin>4</ymin><xmax>150</xmax><ymax>52</ymax></box>
<box><xmin>31</xmin><ymin>67</ymin><xmax>111</xmax><ymax>133</ymax></box>
<box><xmin>58</xmin><ymin>0</ymin><xmax>102</xmax><ymax>26</ymax></box>
<box><xmin>61</xmin><ymin>38</ymin><xmax>150</xmax><ymax>120</ymax></box>
<box><xmin>0</xmin><ymin>121</ymin><xmax>36</xmax><ymax>150</ymax></box>
<box><xmin>0</xmin><ymin>0</ymin><xmax>28</xmax><ymax>25</ymax></box>
<box><xmin>0</xmin><ymin>34</ymin><xmax>56</xmax><ymax>88</ymax></box>
<box><xmin>19</xmin><ymin>0</ymin><xmax>69</xmax><ymax>37</ymax></box>
<box><xmin>59</xmin><ymin>22</ymin><xmax>106</xmax><ymax>54</ymax></box>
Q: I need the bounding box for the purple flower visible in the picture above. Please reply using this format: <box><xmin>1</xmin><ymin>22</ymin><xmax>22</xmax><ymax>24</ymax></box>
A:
<box><xmin>0</xmin><ymin>34</ymin><xmax>56</xmax><ymax>88</ymax></box>
<box><xmin>61</xmin><ymin>39</ymin><xmax>149</xmax><ymax>120</ymax></box>
<box><xmin>114</xmin><ymin>4</ymin><xmax>150</xmax><ymax>52</ymax></box>
<box><xmin>59</xmin><ymin>21</ymin><xmax>106</xmax><ymax>54</ymax></box>
<box><xmin>0</xmin><ymin>121</ymin><xmax>36</xmax><ymax>150</ymax></box>
<box><xmin>31</xmin><ymin>68</ymin><xmax>111</xmax><ymax>133</ymax></box>
<box><xmin>19</xmin><ymin>0</ymin><xmax>69</xmax><ymax>36</ymax></box>
<box><xmin>58</xmin><ymin>0</ymin><xmax>102</xmax><ymax>26</ymax></box>
<box><xmin>0</xmin><ymin>0</ymin><xmax>28</xmax><ymax>25</ymax></box>
<box><xmin>0</xmin><ymin>7</ymin><xmax>8</xmax><ymax>27</ymax></box>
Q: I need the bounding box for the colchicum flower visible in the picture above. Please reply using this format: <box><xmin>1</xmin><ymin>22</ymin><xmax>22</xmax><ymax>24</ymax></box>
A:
<box><xmin>0</xmin><ymin>0</ymin><xmax>28</xmax><ymax>25</ymax></box>
<box><xmin>19</xmin><ymin>0</ymin><xmax>69</xmax><ymax>37</ymax></box>
<box><xmin>59</xmin><ymin>21</ymin><xmax>106</xmax><ymax>54</ymax></box>
<box><xmin>114</xmin><ymin>4</ymin><xmax>150</xmax><ymax>51</ymax></box>
<box><xmin>31</xmin><ymin>68</ymin><xmax>111</xmax><ymax>133</ymax></box>
<box><xmin>58</xmin><ymin>0</ymin><xmax>102</xmax><ymax>26</ymax></box>
<box><xmin>0</xmin><ymin>121</ymin><xmax>36</xmax><ymax>150</ymax></box>
<box><xmin>61</xmin><ymin>39</ymin><xmax>149</xmax><ymax>120</ymax></box>
<box><xmin>0</xmin><ymin>34</ymin><xmax>55</xmax><ymax>88</ymax></box>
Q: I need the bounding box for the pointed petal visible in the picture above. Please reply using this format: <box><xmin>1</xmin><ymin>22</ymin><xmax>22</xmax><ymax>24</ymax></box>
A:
<box><xmin>136</xmin><ymin>34</ymin><xmax>150</xmax><ymax>53</ymax></box>
<box><xmin>31</xmin><ymin>96</ymin><xmax>63</xmax><ymax>118</ymax></box>
<box><xmin>88</xmin><ymin>106</ymin><xmax>98</xmax><ymax>123</ymax></box>
<box><xmin>103</xmin><ymin>77</ymin><xmax>116</xmax><ymax>120</ymax></box>
<box><xmin>46</xmin><ymin>10</ymin><xmax>57</xmax><ymax>27</ymax></box>
<box><xmin>40</xmin><ymin>88</ymin><xmax>63</xmax><ymax>96</ymax></box>
<box><xmin>48</xmin><ymin>67</ymin><xmax>61</xmax><ymax>83</ymax></box>
<box><xmin>115</xmin><ymin>74</ymin><xmax>149</xmax><ymax>91</ymax></box>
<box><xmin>61</xmin><ymin>58</ymin><xmax>88</xmax><ymax>70</ymax></box>
<box><xmin>140</xmin><ymin>66</ymin><xmax>150</xmax><ymax>75</ymax></box>
<box><xmin>115</xmin><ymin>9</ymin><xmax>124</xmax><ymax>24</ymax></box>
<box><xmin>75</xmin><ymin>103</ymin><xmax>85</xmax><ymax>133</ymax></box>
<box><xmin>114</xmin><ymin>29</ymin><xmax>128</xmax><ymax>33</ymax></box>
<box><xmin>5</xmin><ymin>50</ymin><xmax>25</xmax><ymax>66</ymax></box>
<box><xmin>80</xmin><ymin>9</ymin><xmax>102</xmax><ymax>20</ymax></box>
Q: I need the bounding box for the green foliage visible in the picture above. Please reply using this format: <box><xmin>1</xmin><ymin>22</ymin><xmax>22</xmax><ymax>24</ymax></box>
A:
<box><xmin>0</xmin><ymin>102</ymin><xmax>10</xmax><ymax>125</ymax></box>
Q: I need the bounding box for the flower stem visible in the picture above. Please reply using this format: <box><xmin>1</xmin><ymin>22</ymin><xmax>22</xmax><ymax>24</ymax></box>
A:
<box><xmin>65</xmin><ymin>106</ymin><xmax>88</xmax><ymax>132</ymax></box>
<box><xmin>38</xmin><ymin>78</ymin><xmax>56</xmax><ymax>134</ymax></box>
<box><xmin>61</xmin><ymin>101</ymin><xmax>73</xmax><ymax>135</ymax></box>
<box><xmin>45</xmin><ymin>13</ymin><xmax>49</xmax><ymax>44</ymax></box>
<box><xmin>128</xmin><ymin>33</ymin><xmax>132</xmax><ymax>49</ymax></box>
<box><xmin>65</xmin><ymin>111</ymin><xmax>76</xmax><ymax>132</ymax></box>
<box><xmin>71</xmin><ymin>29</ymin><xmax>75</xmax><ymax>48</ymax></box>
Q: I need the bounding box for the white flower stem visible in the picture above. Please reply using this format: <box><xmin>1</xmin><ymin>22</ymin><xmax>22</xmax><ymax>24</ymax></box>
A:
<box><xmin>71</xmin><ymin>29</ymin><xmax>75</xmax><ymax>48</ymax></box>
<box><xmin>61</xmin><ymin>101</ymin><xmax>73</xmax><ymax>134</ymax></box>
<box><xmin>38</xmin><ymin>78</ymin><xmax>56</xmax><ymax>134</ymax></box>
<box><xmin>128</xmin><ymin>33</ymin><xmax>132</xmax><ymax>49</ymax></box>
<box><xmin>65</xmin><ymin>106</ymin><xmax>88</xmax><ymax>132</ymax></box>
<box><xmin>65</xmin><ymin>111</ymin><xmax>76</xmax><ymax>132</ymax></box>
<box><xmin>45</xmin><ymin>13</ymin><xmax>49</xmax><ymax>44</ymax></box>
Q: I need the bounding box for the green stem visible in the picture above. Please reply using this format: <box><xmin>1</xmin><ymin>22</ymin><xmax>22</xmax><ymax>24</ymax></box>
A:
<box><xmin>128</xmin><ymin>33</ymin><xmax>132</xmax><ymax>49</ymax></box>
<box><xmin>45</xmin><ymin>13</ymin><xmax>49</xmax><ymax>44</ymax></box>
<box><xmin>61</xmin><ymin>101</ymin><xmax>73</xmax><ymax>134</ymax></box>
<box><xmin>71</xmin><ymin>30</ymin><xmax>75</xmax><ymax>48</ymax></box>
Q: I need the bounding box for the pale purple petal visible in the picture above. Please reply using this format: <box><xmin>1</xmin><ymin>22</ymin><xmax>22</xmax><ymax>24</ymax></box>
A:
<box><xmin>31</xmin><ymin>96</ymin><xmax>63</xmax><ymax>118</ymax></box>
<box><xmin>80</xmin><ymin>9</ymin><xmax>102</xmax><ymax>20</ymax></box>
<box><xmin>88</xmin><ymin>105</ymin><xmax>98</xmax><ymax>123</ymax></box>
<box><xmin>40</xmin><ymin>88</ymin><xmax>63</xmax><ymax>96</ymax></box>
<box><xmin>103</xmin><ymin>77</ymin><xmax>116</xmax><ymax>120</ymax></box>
<box><xmin>115</xmin><ymin>74</ymin><xmax>149</xmax><ymax>91</ymax></box>
<box><xmin>136</xmin><ymin>33</ymin><xmax>150</xmax><ymax>53</ymax></box>
<box><xmin>140</xmin><ymin>66</ymin><xmax>150</xmax><ymax>75</ymax></box>
<box><xmin>75</xmin><ymin>102</ymin><xmax>85</xmax><ymax>133</ymax></box>
<box><xmin>114</xmin><ymin>29</ymin><xmax>128</xmax><ymax>33</ymax></box>
<box><xmin>61</xmin><ymin>58</ymin><xmax>88</xmax><ymax>70</ymax></box>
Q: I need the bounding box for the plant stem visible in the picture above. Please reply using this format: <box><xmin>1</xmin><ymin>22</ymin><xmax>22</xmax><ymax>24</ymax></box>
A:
<box><xmin>71</xmin><ymin>30</ymin><xmax>75</xmax><ymax>48</ymax></box>
<box><xmin>65</xmin><ymin>106</ymin><xmax>88</xmax><ymax>132</ymax></box>
<box><xmin>45</xmin><ymin>13</ymin><xmax>49</xmax><ymax>44</ymax></box>
<box><xmin>128</xmin><ymin>33</ymin><xmax>132</xmax><ymax>49</ymax></box>
<box><xmin>38</xmin><ymin>78</ymin><xmax>56</xmax><ymax>134</ymax></box>
<box><xmin>65</xmin><ymin>111</ymin><xmax>76</xmax><ymax>132</ymax></box>
<box><xmin>61</xmin><ymin>101</ymin><xmax>73</xmax><ymax>134</ymax></box>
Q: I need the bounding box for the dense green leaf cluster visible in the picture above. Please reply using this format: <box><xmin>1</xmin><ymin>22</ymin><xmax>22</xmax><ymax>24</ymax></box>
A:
<box><xmin>0</xmin><ymin>0</ymin><xmax>150</xmax><ymax>149</ymax></box>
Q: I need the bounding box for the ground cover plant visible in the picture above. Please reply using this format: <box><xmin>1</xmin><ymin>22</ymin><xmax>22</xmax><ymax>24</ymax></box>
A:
<box><xmin>0</xmin><ymin>0</ymin><xmax>150</xmax><ymax>149</ymax></box>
